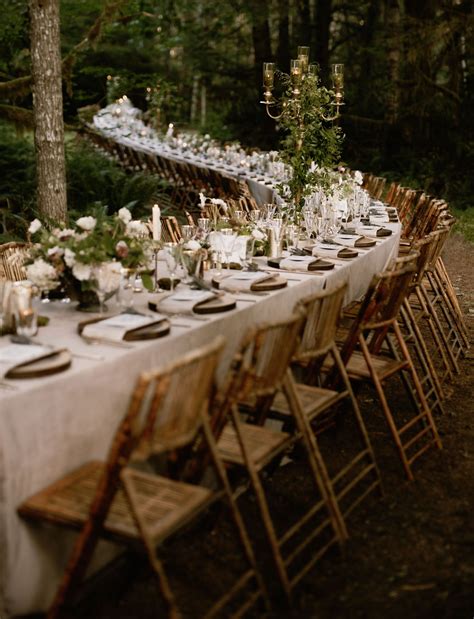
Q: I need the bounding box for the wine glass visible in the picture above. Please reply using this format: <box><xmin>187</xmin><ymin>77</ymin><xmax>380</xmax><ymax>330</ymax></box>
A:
<box><xmin>92</xmin><ymin>263</ymin><xmax>120</xmax><ymax>315</ymax></box>
<box><xmin>117</xmin><ymin>268</ymin><xmax>134</xmax><ymax>311</ymax></box>
<box><xmin>181</xmin><ymin>224</ymin><xmax>195</xmax><ymax>242</ymax></box>
<box><xmin>163</xmin><ymin>243</ymin><xmax>178</xmax><ymax>292</ymax></box>
<box><xmin>302</xmin><ymin>208</ymin><xmax>316</xmax><ymax>241</ymax></box>
<box><xmin>220</xmin><ymin>228</ymin><xmax>238</xmax><ymax>273</ymax></box>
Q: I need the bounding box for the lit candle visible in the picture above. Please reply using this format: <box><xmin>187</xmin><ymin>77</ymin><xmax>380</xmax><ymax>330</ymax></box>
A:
<box><xmin>152</xmin><ymin>204</ymin><xmax>161</xmax><ymax>241</ymax></box>
<box><xmin>263</xmin><ymin>62</ymin><xmax>275</xmax><ymax>89</ymax></box>
<box><xmin>290</xmin><ymin>59</ymin><xmax>303</xmax><ymax>88</ymax></box>
<box><xmin>165</xmin><ymin>123</ymin><xmax>174</xmax><ymax>139</ymax></box>
<box><xmin>332</xmin><ymin>64</ymin><xmax>344</xmax><ymax>93</ymax></box>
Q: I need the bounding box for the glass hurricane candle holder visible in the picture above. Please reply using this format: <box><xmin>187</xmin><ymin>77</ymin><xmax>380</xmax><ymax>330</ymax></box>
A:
<box><xmin>297</xmin><ymin>46</ymin><xmax>310</xmax><ymax>73</ymax></box>
<box><xmin>332</xmin><ymin>64</ymin><xmax>344</xmax><ymax>94</ymax></box>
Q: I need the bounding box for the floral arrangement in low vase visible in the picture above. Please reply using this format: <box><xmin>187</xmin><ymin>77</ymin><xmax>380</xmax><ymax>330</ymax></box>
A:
<box><xmin>25</xmin><ymin>206</ymin><xmax>153</xmax><ymax>311</ymax></box>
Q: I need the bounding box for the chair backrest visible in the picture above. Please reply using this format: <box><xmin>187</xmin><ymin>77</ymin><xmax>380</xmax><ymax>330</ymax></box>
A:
<box><xmin>0</xmin><ymin>242</ymin><xmax>29</xmax><ymax>281</ymax></box>
<box><xmin>122</xmin><ymin>336</ymin><xmax>225</xmax><ymax>464</ymax></box>
<box><xmin>231</xmin><ymin>312</ymin><xmax>306</xmax><ymax>402</ymax></box>
<box><xmin>340</xmin><ymin>259</ymin><xmax>417</xmax><ymax>361</ymax></box>
<box><xmin>294</xmin><ymin>281</ymin><xmax>348</xmax><ymax>364</ymax></box>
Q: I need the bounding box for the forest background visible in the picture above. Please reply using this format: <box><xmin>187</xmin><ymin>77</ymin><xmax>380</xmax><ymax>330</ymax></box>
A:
<box><xmin>0</xmin><ymin>0</ymin><xmax>473</xmax><ymax>240</ymax></box>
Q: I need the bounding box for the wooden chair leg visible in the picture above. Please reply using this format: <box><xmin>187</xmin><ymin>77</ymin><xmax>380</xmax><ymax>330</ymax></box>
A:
<box><xmin>419</xmin><ymin>284</ymin><xmax>459</xmax><ymax>375</ymax></box>
<box><xmin>400</xmin><ymin>300</ymin><xmax>445</xmax><ymax>404</ymax></box>
<box><xmin>358</xmin><ymin>336</ymin><xmax>415</xmax><ymax>481</ymax></box>
<box><xmin>413</xmin><ymin>287</ymin><xmax>455</xmax><ymax>382</ymax></box>
<box><xmin>436</xmin><ymin>258</ymin><xmax>470</xmax><ymax>348</ymax></box>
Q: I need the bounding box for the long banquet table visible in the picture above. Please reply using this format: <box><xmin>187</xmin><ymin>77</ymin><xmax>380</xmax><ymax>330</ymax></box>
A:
<box><xmin>0</xmin><ymin>228</ymin><xmax>400</xmax><ymax>616</ymax></box>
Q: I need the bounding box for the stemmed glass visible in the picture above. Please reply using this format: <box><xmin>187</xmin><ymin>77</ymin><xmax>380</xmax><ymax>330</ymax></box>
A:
<box><xmin>220</xmin><ymin>228</ymin><xmax>238</xmax><ymax>273</ymax></box>
<box><xmin>163</xmin><ymin>243</ymin><xmax>178</xmax><ymax>292</ymax></box>
<box><xmin>302</xmin><ymin>208</ymin><xmax>316</xmax><ymax>241</ymax></box>
<box><xmin>92</xmin><ymin>263</ymin><xmax>116</xmax><ymax>315</ymax></box>
<box><xmin>181</xmin><ymin>224</ymin><xmax>195</xmax><ymax>242</ymax></box>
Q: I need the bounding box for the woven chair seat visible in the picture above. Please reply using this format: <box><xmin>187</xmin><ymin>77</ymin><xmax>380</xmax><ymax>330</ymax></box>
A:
<box><xmin>271</xmin><ymin>385</ymin><xmax>343</xmax><ymax>420</ymax></box>
<box><xmin>218</xmin><ymin>423</ymin><xmax>290</xmax><ymax>470</ymax></box>
<box><xmin>18</xmin><ymin>461</ymin><xmax>213</xmax><ymax>544</ymax></box>
<box><xmin>345</xmin><ymin>351</ymin><xmax>407</xmax><ymax>380</ymax></box>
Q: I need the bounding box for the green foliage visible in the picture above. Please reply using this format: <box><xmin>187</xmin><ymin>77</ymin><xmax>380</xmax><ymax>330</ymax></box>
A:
<box><xmin>0</xmin><ymin>121</ymin><xmax>171</xmax><ymax>240</ymax></box>
<box><xmin>452</xmin><ymin>208</ymin><xmax>474</xmax><ymax>244</ymax></box>
<box><xmin>66</xmin><ymin>139</ymin><xmax>169</xmax><ymax>218</ymax></box>
<box><xmin>276</xmin><ymin>72</ymin><xmax>343</xmax><ymax>208</ymax></box>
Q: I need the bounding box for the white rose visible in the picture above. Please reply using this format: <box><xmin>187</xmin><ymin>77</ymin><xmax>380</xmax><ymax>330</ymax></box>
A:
<box><xmin>64</xmin><ymin>248</ymin><xmax>76</xmax><ymax>268</ymax></box>
<box><xmin>47</xmin><ymin>246</ymin><xmax>64</xmax><ymax>257</ymax></box>
<box><xmin>354</xmin><ymin>170</ymin><xmax>364</xmax><ymax>185</ymax></box>
<box><xmin>252</xmin><ymin>229</ymin><xmax>265</xmax><ymax>241</ymax></box>
<box><xmin>184</xmin><ymin>240</ymin><xmax>201</xmax><ymax>251</ymax></box>
<box><xmin>126</xmin><ymin>220</ymin><xmax>149</xmax><ymax>238</ymax></box>
<box><xmin>25</xmin><ymin>259</ymin><xmax>58</xmax><ymax>290</ymax></box>
<box><xmin>118</xmin><ymin>207</ymin><xmax>132</xmax><ymax>224</ymax></box>
<box><xmin>28</xmin><ymin>219</ymin><xmax>42</xmax><ymax>235</ymax></box>
<box><xmin>57</xmin><ymin>228</ymin><xmax>75</xmax><ymax>240</ymax></box>
<box><xmin>76</xmin><ymin>216</ymin><xmax>97</xmax><ymax>231</ymax></box>
<box><xmin>72</xmin><ymin>262</ymin><xmax>92</xmax><ymax>281</ymax></box>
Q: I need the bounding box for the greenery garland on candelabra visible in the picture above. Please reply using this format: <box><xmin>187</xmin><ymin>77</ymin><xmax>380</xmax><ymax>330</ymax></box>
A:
<box><xmin>261</xmin><ymin>50</ymin><xmax>345</xmax><ymax>215</ymax></box>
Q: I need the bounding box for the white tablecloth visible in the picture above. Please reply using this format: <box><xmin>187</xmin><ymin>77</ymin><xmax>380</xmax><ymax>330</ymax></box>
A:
<box><xmin>0</xmin><ymin>228</ymin><xmax>399</xmax><ymax>616</ymax></box>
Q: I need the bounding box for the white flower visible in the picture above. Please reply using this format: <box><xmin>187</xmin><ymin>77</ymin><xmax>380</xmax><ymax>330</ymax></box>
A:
<box><xmin>25</xmin><ymin>259</ymin><xmax>58</xmax><ymax>290</ymax></box>
<box><xmin>57</xmin><ymin>228</ymin><xmax>75</xmax><ymax>240</ymax></box>
<box><xmin>72</xmin><ymin>262</ymin><xmax>92</xmax><ymax>281</ymax></box>
<box><xmin>126</xmin><ymin>220</ymin><xmax>149</xmax><ymax>238</ymax></box>
<box><xmin>210</xmin><ymin>198</ymin><xmax>227</xmax><ymax>212</ymax></box>
<box><xmin>199</xmin><ymin>192</ymin><xmax>207</xmax><ymax>209</ymax></box>
<box><xmin>47</xmin><ymin>246</ymin><xmax>64</xmax><ymax>257</ymax></box>
<box><xmin>74</xmin><ymin>231</ymin><xmax>89</xmax><ymax>241</ymax></box>
<box><xmin>64</xmin><ymin>248</ymin><xmax>76</xmax><ymax>268</ymax></box>
<box><xmin>251</xmin><ymin>229</ymin><xmax>265</xmax><ymax>241</ymax></box>
<box><xmin>28</xmin><ymin>219</ymin><xmax>42</xmax><ymax>235</ymax></box>
<box><xmin>93</xmin><ymin>262</ymin><xmax>121</xmax><ymax>293</ymax></box>
<box><xmin>118</xmin><ymin>207</ymin><xmax>132</xmax><ymax>224</ymax></box>
<box><xmin>76</xmin><ymin>216</ymin><xmax>97</xmax><ymax>231</ymax></box>
<box><xmin>354</xmin><ymin>170</ymin><xmax>364</xmax><ymax>185</ymax></box>
<box><xmin>184</xmin><ymin>240</ymin><xmax>201</xmax><ymax>251</ymax></box>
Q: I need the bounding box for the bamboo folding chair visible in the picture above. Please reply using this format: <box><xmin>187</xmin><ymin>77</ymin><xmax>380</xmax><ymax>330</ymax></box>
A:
<box><xmin>422</xmin><ymin>221</ymin><xmax>470</xmax><ymax>363</ymax></box>
<box><xmin>215</xmin><ymin>313</ymin><xmax>343</xmax><ymax>602</ymax></box>
<box><xmin>0</xmin><ymin>242</ymin><xmax>29</xmax><ymax>281</ymax></box>
<box><xmin>433</xmin><ymin>255</ymin><xmax>470</xmax><ymax>352</ymax></box>
<box><xmin>407</xmin><ymin>226</ymin><xmax>460</xmax><ymax>382</ymax></box>
<box><xmin>398</xmin><ymin>234</ymin><xmax>446</xmax><ymax>411</ymax></box>
<box><xmin>18</xmin><ymin>338</ymin><xmax>269</xmax><ymax>619</ymax></box>
<box><xmin>268</xmin><ymin>282</ymin><xmax>383</xmax><ymax>532</ymax></box>
<box><xmin>338</xmin><ymin>262</ymin><xmax>443</xmax><ymax>481</ymax></box>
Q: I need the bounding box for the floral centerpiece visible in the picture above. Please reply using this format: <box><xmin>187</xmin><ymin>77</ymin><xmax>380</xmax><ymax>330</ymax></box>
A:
<box><xmin>25</xmin><ymin>206</ymin><xmax>153</xmax><ymax>310</ymax></box>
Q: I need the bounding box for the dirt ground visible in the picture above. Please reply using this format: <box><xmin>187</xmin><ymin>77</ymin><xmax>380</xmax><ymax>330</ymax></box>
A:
<box><xmin>22</xmin><ymin>234</ymin><xmax>474</xmax><ymax>619</ymax></box>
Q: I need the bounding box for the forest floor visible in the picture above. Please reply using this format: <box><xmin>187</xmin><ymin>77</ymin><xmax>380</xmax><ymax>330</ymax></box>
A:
<box><xmin>22</xmin><ymin>233</ymin><xmax>474</xmax><ymax>619</ymax></box>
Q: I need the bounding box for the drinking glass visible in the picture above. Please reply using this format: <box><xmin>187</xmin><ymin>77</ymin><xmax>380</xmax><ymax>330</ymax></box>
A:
<box><xmin>92</xmin><ymin>264</ymin><xmax>111</xmax><ymax>315</ymax></box>
<box><xmin>220</xmin><ymin>228</ymin><xmax>238</xmax><ymax>272</ymax></box>
<box><xmin>285</xmin><ymin>224</ymin><xmax>299</xmax><ymax>251</ymax></box>
<box><xmin>197</xmin><ymin>218</ymin><xmax>210</xmax><ymax>234</ymax></box>
<box><xmin>163</xmin><ymin>243</ymin><xmax>178</xmax><ymax>292</ymax></box>
<box><xmin>181</xmin><ymin>224</ymin><xmax>195</xmax><ymax>242</ymax></box>
<box><xmin>117</xmin><ymin>268</ymin><xmax>134</xmax><ymax>311</ymax></box>
<box><xmin>12</xmin><ymin>282</ymin><xmax>38</xmax><ymax>337</ymax></box>
<box><xmin>302</xmin><ymin>208</ymin><xmax>316</xmax><ymax>241</ymax></box>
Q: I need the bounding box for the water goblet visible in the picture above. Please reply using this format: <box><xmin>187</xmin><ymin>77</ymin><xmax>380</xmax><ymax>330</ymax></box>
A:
<box><xmin>91</xmin><ymin>263</ymin><xmax>114</xmax><ymax>315</ymax></box>
<box><xmin>117</xmin><ymin>268</ymin><xmax>135</xmax><ymax>311</ymax></box>
<box><xmin>163</xmin><ymin>242</ymin><xmax>178</xmax><ymax>292</ymax></box>
<box><xmin>181</xmin><ymin>224</ymin><xmax>195</xmax><ymax>242</ymax></box>
<box><xmin>197</xmin><ymin>218</ymin><xmax>210</xmax><ymax>235</ymax></box>
<box><xmin>220</xmin><ymin>228</ymin><xmax>238</xmax><ymax>272</ymax></box>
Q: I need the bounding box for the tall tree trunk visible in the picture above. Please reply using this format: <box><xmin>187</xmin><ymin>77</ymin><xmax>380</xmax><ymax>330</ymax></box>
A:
<box><xmin>296</xmin><ymin>0</ymin><xmax>312</xmax><ymax>49</ymax></box>
<box><xmin>30</xmin><ymin>0</ymin><xmax>67</xmax><ymax>223</ymax></box>
<box><xmin>247</xmin><ymin>0</ymin><xmax>273</xmax><ymax>90</ymax></box>
<box><xmin>385</xmin><ymin>0</ymin><xmax>401</xmax><ymax>125</ymax></box>
<box><xmin>314</xmin><ymin>0</ymin><xmax>332</xmax><ymax>77</ymax></box>
<box><xmin>277</xmin><ymin>0</ymin><xmax>290</xmax><ymax>70</ymax></box>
